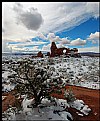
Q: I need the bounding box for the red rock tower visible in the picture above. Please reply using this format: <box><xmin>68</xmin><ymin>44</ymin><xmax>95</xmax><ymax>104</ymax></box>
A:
<box><xmin>50</xmin><ymin>42</ymin><xmax>57</xmax><ymax>57</ymax></box>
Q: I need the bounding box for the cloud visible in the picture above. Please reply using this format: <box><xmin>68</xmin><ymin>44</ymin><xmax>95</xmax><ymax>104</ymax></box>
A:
<box><xmin>2</xmin><ymin>3</ymin><xmax>38</xmax><ymax>41</ymax></box>
<box><xmin>47</xmin><ymin>33</ymin><xmax>56</xmax><ymax>40</ymax></box>
<box><xmin>2</xmin><ymin>38</ymin><xmax>23</xmax><ymax>53</ymax></box>
<box><xmin>42</xmin><ymin>44</ymin><xmax>51</xmax><ymax>52</ymax></box>
<box><xmin>13</xmin><ymin>2</ymin><xmax>23</xmax><ymax>13</ymax></box>
<box><xmin>56</xmin><ymin>44</ymin><xmax>65</xmax><ymax>48</ymax></box>
<box><xmin>47</xmin><ymin>33</ymin><xmax>70</xmax><ymax>45</ymax></box>
<box><xmin>13</xmin><ymin>3</ymin><xmax>44</xmax><ymax>31</ymax></box>
<box><xmin>47</xmin><ymin>33</ymin><xmax>62</xmax><ymax>42</ymax></box>
<box><xmin>8</xmin><ymin>45</ymin><xmax>40</xmax><ymax>53</ymax></box>
<box><xmin>2</xmin><ymin>28</ymin><xmax>5</xmax><ymax>33</ymax></box>
<box><xmin>37</xmin><ymin>33</ymin><xmax>47</xmax><ymax>40</ymax></box>
<box><xmin>60</xmin><ymin>38</ymin><xmax>70</xmax><ymax>44</ymax></box>
<box><xmin>78</xmin><ymin>46</ymin><xmax>99</xmax><ymax>53</ymax></box>
<box><xmin>9</xmin><ymin>46</ymin><xmax>26</xmax><ymax>52</ymax></box>
<box><xmin>87</xmin><ymin>32</ymin><xmax>99</xmax><ymax>44</ymax></box>
<box><xmin>46</xmin><ymin>33</ymin><xmax>86</xmax><ymax>47</ymax></box>
<box><xmin>33</xmin><ymin>46</ymin><xmax>39</xmax><ymax>51</ymax></box>
<box><xmin>86</xmin><ymin>2</ymin><xmax>99</xmax><ymax>19</ymax></box>
<box><xmin>39</xmin><ymin>2</ymin><xmax>99</xmax><ymax>33</ymax></box>
<box><xmin>52</xmin><ymin>36</ymin><xmax>62</xmax><ymax>42</ymax></box>
<box><xmin>2</xmin><ymin>2</ymin><xmax>99</xmax><ymax>53</ymax></box>
<box><xmin>3</xmin><ymin>2</ymin><xmax>99</xmax><ymax>36</ymax></box>
<box><xmin>2</xmin><ymin>39</ymin><xmax>12</xmax><ymax>52</ymax></box>
<box><xmin>8</xmin><ymin>41</ymin><xmax>47</xmax><ymax>47</ymax></box>
<box><xmin>7</xmin><ymin>40</ymin><xmax>47</xmax><ymax>53</ymax></box>
<box><xmin>70</xmin><ymin>38</ymin><xmax>86</xmax><ymax>46</ymax></box>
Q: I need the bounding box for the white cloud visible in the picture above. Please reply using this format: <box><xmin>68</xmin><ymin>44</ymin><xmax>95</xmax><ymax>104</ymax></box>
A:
<box><xmin>87</xmin><ymin>32</ymin><xmax>99</xmax><ymax>44</ymax></box>
<box><xmin>46</xmin><ymin>34</ymin><xmax>70</xmax><ymax>46</ymax></box>
<box><xmin>78</xmin><ymin>46</ymin><xmax>99</xmax><ymax>53</ymax></box>
<box><xmin>70</xmin><ymin>38</ymin><xmax>86</xmax><ymax>46</ymax></box>
<box><xmin>52</xmin><ymin>36</ymin><xmax>62</xmax><ymax>42</ymax></box>
<box><xmin>13</xmin><ymin>3</ymin><xmax>44</xmax><ymax>31</ymax></box>
<box><xmin>7</xmin><ymin>41</ymin><xmax>47</xmax><ymax>53</ymax></box>
<box><xmin>37</xmin><ymin>33</ymin><xmax>47</xmax><ymax>40</ymax></box>
<box><xmin>86</xmin><ymin>2</ymin><xmax>99</xmax><ymax>19</ymax></box>
<box><xmin>2</xmin><ymin>2</ymin><xmax>40</xmax><ymax>42</ymax></box>
<box><xmin>87</xmin><ymin>32</ymin><xmax>99</xmax><ymax>40</ymax></box>
<box><xmin>10</xmin><ymin>46</ymin><xmax>26</xmax><ymax>52</ymax></box>
<box><xmin>2</xmin><ymin>39</ymin><xmax>11</xmax><ymax>52</ymax></box>
<box><xmin>39</xmin><ymin>2</ymin><xmax>99</xmax><ymax>33</ymax></box>
<box><xmin>56</xmin><ymin>44</ymin><xmax>65</xmax><ymax>48</ymax></box>
<box><xmin>3</xmin><ymin>2</ymin><xmax>99</xmax><ymax>37</ymax></box>
<box><xmin>47</xmin><ymin>33</ymin><xmax>61</xmax><ymax>42</ymax></box>
<box><xmin>33</xmin><ymin>46</ymin><xmax>39</xmax><ymax>51</ymax></box>
<box><xmin>42</xmin><ymin>44</ymin><xmax>51</xmax><ymax>52</ymax></box>
<box><xmin>2</xmin><ymin>2</ymin><xmax>99</xmax><ymax>52</ymax></box>
<box><xmin>9</xmin><ymin>41</ymin><xmax>47</xmax><ymax>46</ymax></box>
<box><xmin>7</xmin><ymin>44</ymin><xmax>40</xmax><ymax>53</ymax></box>
<box><xmin>47</xmin><ymin>33</ymin><xmax>56</xmax><ymax>40</ymax></box>
<box><xmin>60</xmin><ymin>38</ymin><xmax>70</xmax><ymax>44</ymax></box>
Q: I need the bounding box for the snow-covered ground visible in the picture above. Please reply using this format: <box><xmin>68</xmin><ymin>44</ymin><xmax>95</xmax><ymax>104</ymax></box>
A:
<box><xmin>2</xmin><ymin>55</ymin><xmax>100</xmax><ymax>92</ymax></box>
<box><xmin>2</xmin><ymin>97</ymin><xmax>91</xmax><ymax>120</ymax></box>
<box><xmin>2</xmin><ymin>55</ymin><xmax>99</xmax><ymax>120</ymax></box>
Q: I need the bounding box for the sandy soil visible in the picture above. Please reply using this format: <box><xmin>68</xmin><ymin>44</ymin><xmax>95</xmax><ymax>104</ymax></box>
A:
<box><xmin>2</xmin><ymin>85</ymin><xmax>100</xmax><ymax>121</ymax></box>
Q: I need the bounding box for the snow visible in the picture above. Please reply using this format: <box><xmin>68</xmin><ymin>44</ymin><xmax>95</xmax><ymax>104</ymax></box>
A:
<box><xmin>2</xmin><ymin>96</ymin><xmax>7</xmax><ymax>100</ymax></box>
<box><xmin>59</xmin><ymin>111</ymin><xmax>73</xmax><ymax>120</ymax></box>
<box><xmin>76</xmin><ymin>112</ymin><xmax>84</xmax><ymax>116</ymax></box>
<box><xmin>22</xmin><ymin>97</ymin><xmax>34</xmax><ymax>115</ymax></box>
<box><xmin>2</xmin><ymin>71</ymin><xmax>11</xmax><ymax>79</ymax></box>
<box><xmin>2</xmin><ymin>56</ymin><xmax>99</xmax><ymax>91</ymax></box>
<box><xmin>2</xmin><ymin>55</ymin><xmax>98</xmax><ymax>120</ymax></box>
<box><xmin>41</xmin><ymin>98</ymin><xmax>51</xmax><ymax>104</ymax></box>
<box><xmin>47</xmin><ymin>110</ymin><xmax>63</xmax><ymax>120</ymax></box>
<box><xmin>69</xmin><ymin>99</ymin><xmax>91</xmax><ymax>116</ymax></box>
<box><xmin>69</xmin><ymin>99</ymin><xmax>84</xmax><ymax>110</ymax></box>
<box><xmin>2</xmin><ymin>96</ymin><xmax>92</xmax><ymax>120</ymax></box>
<box><xmin>2</xmin><ymin>83</ymin><xmax>15</xmax><ymax>92</ymax></box>
<box><xmin>81</xmin><ymin>105</ymin><xmax>91</xmax><ymax>115</ymax></box>
<box><xmin>4</xmin><ymin>98</ymin><xmax>74</xmax><ymax>120</ymax></box>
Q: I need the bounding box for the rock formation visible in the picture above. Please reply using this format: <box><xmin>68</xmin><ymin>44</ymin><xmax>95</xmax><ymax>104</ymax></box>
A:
<box><xmin>50</xmin><ymin>42</ymin><xmax>79</xmax><ymax>57</ymax></box>
<box><xmin>47</xmin><ymin>52</ymin><xmax>50</xmax><ymax>56</ymax></box>
<box><xmin>37</xmin><ymin>51</ymin><xmax>43</xmax><ymax>58</ymax></box>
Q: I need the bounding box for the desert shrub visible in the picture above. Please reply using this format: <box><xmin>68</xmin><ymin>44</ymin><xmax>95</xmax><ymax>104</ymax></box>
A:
<box><xmin>10</xmin><ymin>59</ymin><xmax>68</xmax><ymax>108</ymax></box>
<box><xmin>64</xmin><ymin>88</ymin><xmax>76</xmax><ymax>102</ymax></box>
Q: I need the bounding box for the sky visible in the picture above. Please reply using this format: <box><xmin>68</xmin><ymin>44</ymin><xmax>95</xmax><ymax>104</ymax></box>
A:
<box><xmin>2</xmin><ymin>2</ymin><xmax>100</xmax><ymax>53</ymax></box>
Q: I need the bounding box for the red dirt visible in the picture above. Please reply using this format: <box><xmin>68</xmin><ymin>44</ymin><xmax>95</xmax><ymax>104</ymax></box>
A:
<box><xmin>2</xmin><ymin>85</ymin><xmax>100</xmax><ymax>121</ymax></box>
<box><xmin>2</xmin><ymin>93</ymin><xmax>16</xmax><ymax>112</ymax></box>
<box><xmin>52</xmin><ymin>85</ymin><xmax>100</xmax><ymax>121</ymax></box>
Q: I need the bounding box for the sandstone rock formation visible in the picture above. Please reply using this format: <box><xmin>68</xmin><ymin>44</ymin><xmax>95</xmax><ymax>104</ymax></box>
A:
<box><xmin>37</xmin><ymin>51</ymin><xmax>43</xmax><ymax>58</ymax></box>
<box><xmin>50</xmin><ymin>42</ymin><xmax>79</xmax><ymax>57</ymax></box>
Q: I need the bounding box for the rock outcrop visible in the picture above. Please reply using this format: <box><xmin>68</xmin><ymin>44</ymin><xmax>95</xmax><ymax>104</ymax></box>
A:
<box><xmin>37</xmin><ymin>51</ymin><xmax>43</xmax><ymax>58</ymax></box>
<box><xmin>47</xmin><ymin>52</ymin><xmax>50</xmax><ymax>56</ymax></box>
<box><xmin>50</xmin><ymin>42</ymin><xmax>79</xmax><ymax>57</ymax></box>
